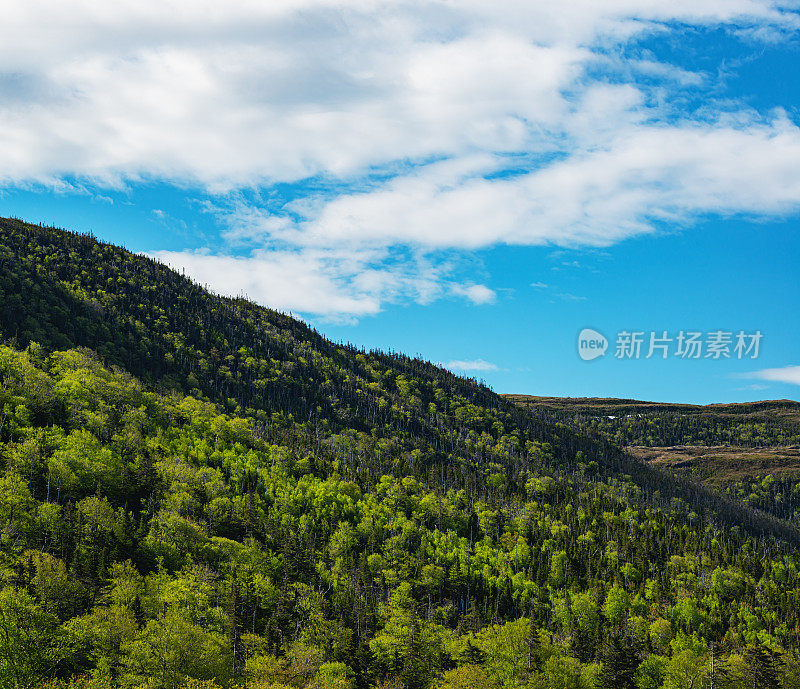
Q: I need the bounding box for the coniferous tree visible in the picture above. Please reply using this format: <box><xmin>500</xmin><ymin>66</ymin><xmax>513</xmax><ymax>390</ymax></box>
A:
<box><xmin>743</xmin><ymin>644</ymin><xmax>782</xmax><ymax>689</ymax></box>
<box><xmin>598</xmin><ymin>634</ymin><xmax>640</xmax><ymax>689</ymax></box>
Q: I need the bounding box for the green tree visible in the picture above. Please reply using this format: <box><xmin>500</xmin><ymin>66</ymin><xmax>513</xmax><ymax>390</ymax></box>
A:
<box><xmin>743</xmin><ymin>645</ymin><xmax>782</xmax><ymax>689</ymax></box>
<box><xmin>437</xmin><ymin>664</ymin><xmax>499</xmax><ymax>689</ymax></box>
<box><xmin>121</xmin><ymin>611</ymin><xmax>231</xmax><ymax>689</ymax></box>
<box><xmin>370</xmin><ymin>585</ymin><xmax>444</xmax><ymax>689</ymax></box>
<box><xmin>598</xmin><ymin>635</ymin><xmax>639</xmax><ymax>689</ymax></box>
<box><xmin>635</xmin><ymin>654</ymin><xmax>666</xmax><ymax>689</ymax></box>
<box><xmin>0</xmin><ymin>587</ymin><xmax>64</xmax><ymax>688</ymax></box>
<box><xmin>529</xmin><ymin>654</ymin><xmax>585</xmax><ymax>689</ymax></box>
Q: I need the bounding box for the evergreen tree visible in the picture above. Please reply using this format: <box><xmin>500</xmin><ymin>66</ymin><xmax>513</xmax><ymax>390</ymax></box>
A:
<box><xmin>743</xmin><ymin>644</ymin><xmax>782</xmax><ymax>689</ymax></box>
<box><xmin>598</xmin><ymin>634</ymin><xmax>640</xmax><ymax>689</ymax></box>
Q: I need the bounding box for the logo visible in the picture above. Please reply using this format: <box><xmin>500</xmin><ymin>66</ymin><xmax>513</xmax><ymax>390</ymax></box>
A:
<box><xmin>578</xmin><ymin>328</ymin><xmax>608</xmax><ymax>361</ymax></box>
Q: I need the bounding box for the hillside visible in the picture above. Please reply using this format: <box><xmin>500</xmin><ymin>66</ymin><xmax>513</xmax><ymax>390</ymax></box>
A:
<box><xmin>506</xmin><ymin>394</ymin><xmax>800</xmax><ymax>529</ymax></box>
<box><xmin>502</xmin><ymin>395</ymin><xmax>800</xmax><ymax>447</ymax></box>
<box><xmin>1</xmin><ymin>217</ymin><xmax>800</xmax><ymax>688</ymax></box>
<box><xmin>2</xmin><ymin>216</ymin><xmax>793</xmax><ymax>537</ymax></box>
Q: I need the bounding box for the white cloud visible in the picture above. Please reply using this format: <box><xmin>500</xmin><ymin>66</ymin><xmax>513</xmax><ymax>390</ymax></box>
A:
<box><xmin>744</xmin><ymin>365</ymin><xmax>800</xmax><ymax>386</ymax></box>
<box><xmin>1</xmin><ymin>1</ymin><xmax>799</xmax><ymax>317</ymax></box>
<box><xmin>0</xmin><ymin>0</ymin><xmax>796</xmax><ymax>189</ymax></box>
<box><xmin>445</xmin><ymin>359</ymin><xmax>499</xmax><ymax>372</ymax></box>
<box><xmin>152</xmin><ymin>246</ymin><xmax>494</xmax><ymax>319</ymax></box>
<box><xmin>153</xmin><ymin>248</ymin><xmax>383</xmax><ymax>319</ymax></box>
<box><xmin>529</xmin><ymin>281</ymin><xmax>586</xmax><ymax>301</ymax></box>
<box><xmin>450</xmin><ymin>284</ymin><xmax>497</xmax><ymax>305</ymax></box>
<box><xmin>296</xmin><ymin>115</ymin><xmax>800</xmax><ymax>250</ymax></box>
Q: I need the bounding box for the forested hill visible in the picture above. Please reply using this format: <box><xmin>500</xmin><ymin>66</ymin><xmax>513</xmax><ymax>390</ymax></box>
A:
<box><xmin>502</xmin><ymin>395</ymin><xmax>800</xmax><ymax>447</ymax></box>
<box><xmin>0</xmin><ymin>216</ymin><xmax>791</xmax><ymax>540</ymax></box>
<box><xmin>2</xmin><ymin>216</ymin><xmax>800</xmax><ymax>688</ymax></box>
<box><xmin>504</xmin><ymin>395</ymin><xmax>800</xmax><ymax>531</ymax></box>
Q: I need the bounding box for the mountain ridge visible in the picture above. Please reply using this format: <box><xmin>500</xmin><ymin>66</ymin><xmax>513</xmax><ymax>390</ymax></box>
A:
<box><xmin>502</xmin><ymin>395</ymin><xmax>800</xmax><ymax>413</ymax></box>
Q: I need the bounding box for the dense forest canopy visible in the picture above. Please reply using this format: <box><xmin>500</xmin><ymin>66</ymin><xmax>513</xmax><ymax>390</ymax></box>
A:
<box><xmin>503</xmin><ymin>396</ymin><xmax>800</xmax><ymax>448</ymax></box>
<box><xmin>0</xmin><ymin>217</ymin><xmax>799</xmax><ymax>689</ymax></box>
<box><xmin>506</xmin><ymin>396</ymin><xmax>800</xmax><ymax>532</ymax></box>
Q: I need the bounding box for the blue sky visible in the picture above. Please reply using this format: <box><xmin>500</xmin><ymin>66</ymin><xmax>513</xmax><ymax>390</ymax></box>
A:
<box><xmin>1</xmin><ymin>1</ymin><xmax>799</xmax><ymax>403</ymax></box>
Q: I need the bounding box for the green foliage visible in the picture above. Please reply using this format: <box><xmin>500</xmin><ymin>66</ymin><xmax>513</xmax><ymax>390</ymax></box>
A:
<box><xmin>0</xmin><ymin>219</ymin><xmax>799</xmax><ymax>688</ymax></box>
<box><xmin>121</xmin><ymin>611</ymin><xmax>232</xmax><ymax>689</ymax></box>
<box><xmin>436</xmin><ymin>664</ymin><xmax>498</xmax><ymax>689</ymax></box>
<box><xmin>598</xmin><ymin>634</ymin><xmax>640</xmax><ymax>689</ymax></box>
<box><xmin>0</xmin><ymin>586</ymin><xmax>65</xmax><ymax>688</ymax></box>
<box><xmin>0</xmin><ymin>344</ymin><xmax>798</xmax><ymax>686</ymax></box>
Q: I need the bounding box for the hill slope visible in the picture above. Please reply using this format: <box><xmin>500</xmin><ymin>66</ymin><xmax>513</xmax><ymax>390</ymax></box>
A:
<box><xmin>0</xmin><ymin>216</ymin><xmax>793</xmax><ymax>540</ymax></box>
<box><xmin>502</xmin><ymin>395</ymin><xmax>800</xmax><ymax>447</ymax></box>
<box><xmin>505</xmin><ymin>394</ymin><xmax>800</xmax><ymax>528</ymax></box>
<box><xmin>1</xmin><ymin>217</ymin><xmax>800</xmax><ymax>687</ymax></box>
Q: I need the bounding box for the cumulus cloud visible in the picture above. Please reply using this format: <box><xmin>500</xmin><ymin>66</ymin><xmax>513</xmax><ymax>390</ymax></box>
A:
<box><xmin>451</xmin><ymin>284</ymin><xmax>497</xmax><ymax>305</ymax></box>
<box><xmin>1</xmin><ymin>1</ymin><xmax>800</xmax><ymax>317</ymax></box>
<box><xmin>295</xmin><ymin>115</ymin><xmax>800</xmax><ymax>250</ymax></box>
<box><xmin>153</xmin><ymin>248</ymin><xmax>384</xmax><ymax>319</ymax></box>
<box><xmin>152</xmin><ymin>246</ymin><xmax>492</xmax><ymax>320</ymax></box>
<box><xmin>1</xmin><ymin>0</ymin><xmax>797</xmax><ymax>191</ymax></box>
